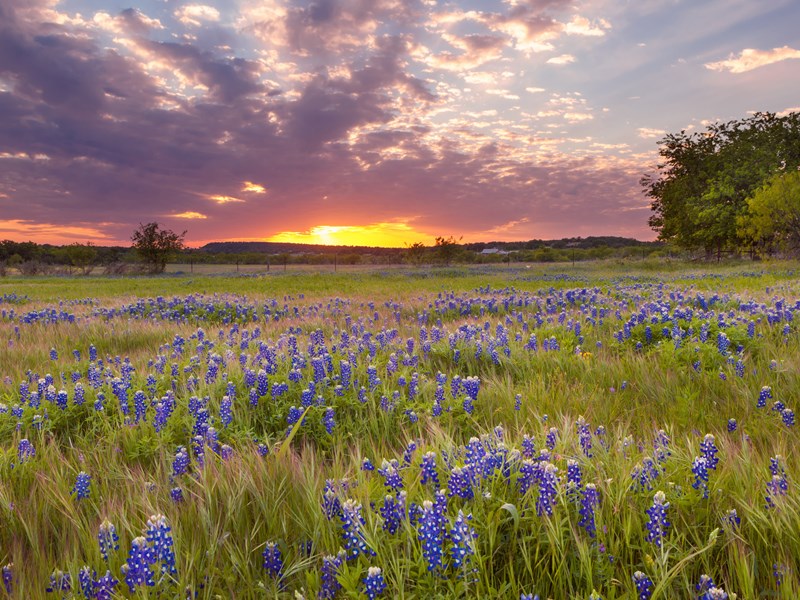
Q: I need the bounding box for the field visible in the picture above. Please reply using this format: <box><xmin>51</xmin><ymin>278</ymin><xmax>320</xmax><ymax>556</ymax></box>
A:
<box><xmin>0</xmin><ymin>261</ymin><xmax>798</xmax><ymax>599</ymax></box>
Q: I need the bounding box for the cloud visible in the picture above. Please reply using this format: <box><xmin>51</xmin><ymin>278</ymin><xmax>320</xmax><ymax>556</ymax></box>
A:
<box><xmin>563</xmin><ymin>15</ymin><xmax>610</xmax><ymax>37</ymax></box>
<box><xmin>637</xmin><ymin>127</ymin><xmax>665</xmax><ymax>138</ymax></box>
<box><xmin>546</xmin><ymin>53</ymin><xmax>575</xmax><ymax>65</ymax></box>
<box><xmin>242</xmin><ymin>181</ymin><xmax>267</xmax><ymax>193</ymax></box>
<box><xmin>209</xmin><ymin>195</ymin><xmax>245</xmax><ymax>204</ymax></box>
<box><xmin>525</xmin><ymin>86</ymin><xmax>546</xmax><ymax>93</ymax></box>
<box><xmin>173</xmin><ymin>211</ymin><xmax>208</xmax><ymax>219</ymax></box>
<box><xmin>174</xmin><ymin>4</ymin><xmax>221</xmax><ymax>27</ymax></box>
<box><xmin>705</xmin><ymin>46</ymin><xmax>800</xmax><ymax>73</ymax></box>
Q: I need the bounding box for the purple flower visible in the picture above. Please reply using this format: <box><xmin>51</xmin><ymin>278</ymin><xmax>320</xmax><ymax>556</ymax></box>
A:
<box><xmin>340</xmin><ymin>499</ymin><xmax>374</xmax><ymax>560</ymax></box>
<box><xmin>98</xmin><ymin>520</ymin><xmax>119</xmax><ymax>562</ymax></box>
<box><xmin>262</xmin><ymin>541</ymin><xmax>284</xmax><ymax>580</ymax></box>
<box><xmin>122</xmin><ymin>537</ymin><xmax>154</xmax><ymax>592</ymax></box>
<box><xmin>319</xmin><ymin>552</ymin><xmax>346</xmax><ymax>599</ymax></box>
<box><xmin>579</xmin><ymin>483</ymin><xmax>600</xmax><ymax>538</ymax></box>
<box><xmin>379</xmin><ymin>491</ymin><xmax>407</xmax><ymax>535</ymax></box>
<box><xmin>536</xmin><ymin>462</ymin><xmax>559</xmax><ymax>517</ymax></box>
<box><xmin>416</xmin><ymin>491</ymin><xmax>447</xmax><ymax>572</ymax></box>
<box><xmin>448</xmin><ymin>510</ymin><xmax>477</xmax><ymax>570</ymax></box>
<box><xmin>633</xmin><ymin>571</ymin><xmax>653</xmax><ymax>600</ymax></box>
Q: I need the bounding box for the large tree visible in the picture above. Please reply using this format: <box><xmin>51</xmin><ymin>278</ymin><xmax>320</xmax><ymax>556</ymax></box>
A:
<box><xmin>738</xmin><ymin>170</ymin><xmax>800</xmax><ymax>257</ymax></box>
<box><xmin>131</xmin><ymin>222</ymin><xmax>186</xmax><ymax>273</ymax></box>
<box><xmin>642</xmin><ymin>112</ymin><xmax>800</xmax><ymax>258</ymax></box>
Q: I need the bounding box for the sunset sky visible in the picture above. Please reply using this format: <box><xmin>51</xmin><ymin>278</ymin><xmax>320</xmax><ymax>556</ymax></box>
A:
<box><xmin>1</xmin><ymin>0</ymin><xmax>799</xmax><ymax>247</ymax></box>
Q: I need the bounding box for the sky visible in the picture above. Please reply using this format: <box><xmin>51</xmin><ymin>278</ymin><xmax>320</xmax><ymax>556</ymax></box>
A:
<box><xmin>1</xmin><ymin>0</ymin><xmax>799</xmax><ymax>247</ymax></box>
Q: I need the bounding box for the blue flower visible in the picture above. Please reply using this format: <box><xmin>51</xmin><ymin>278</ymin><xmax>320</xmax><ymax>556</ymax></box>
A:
<box><xmin>633</xmin><ymin>571</ymin><xmax>653</xmax><ymax>600</ymax></box>
<box><xmin>416</xmin><ymin>491</ymin><xmax>447</xmax><ymax>572</ymax></box>
<box><xmin>699</xmin><ymin>434</ymin><xmax>718</xmax><ymax>470</ymax></box>
<box><xmin>340</xmin><ymin>499</ymin><xmax>374</xmax><ymax>560</ymax></box>
<box><xmin>46</xmin><ymin>569</ymin><xmax>71</xmax><ymax>594</ymax></box>
<box><xmin>578</xmin><ymin>483</ymin><xmax>599</xmax><ymax>538</ymax></box>
<box><xmin>319</xmin><ymin>551</ymin><xmax>346</xmax><ymax>599</ymax></box>
<box><xmin>420</xmin><ymin>452</ymin><xmax>439</xmax><ymax>488</ymax></box>
<box><xmin>2</xmin><ymin>563</ymin><xmax>12</xmax><ymax>595</ymax></box>
<box><xmin>380</xmin><ymin>491</ymin><xmax>407</xmax><ymax>535</ymax></box>
<box><xmin>122</xmin><ymin>536</ymin><xmax>154</xmax><ymax>592</ymax></box>
<box><xmin>363</xmin><ymin>566</ymin><xmax>387</xmax><ymax>599</ymax></box>
<box><xmin>645</xmin><ymin>491</ymin><xmax>670</xmax><ymax>548</ymax></box>
<box><xmin>536</xmin><ymin>462</ymin><xmax>559</xmax><ymax>517</ymax></box>
<box><xmin>145</xmin><ymin>514</ymin><xmax>177</xmax><ymax>579</ymax></box>
<box><xmin>72</xmin><ymin>471</ymin><xmax>91</xmax><ymax>501</ymax></box>
<box><xmin>378</xmin><ymin>460</ymin><xmax>404</xmax><ymax>492</ymax></box>
<box><xmin>17</xmin><ymin>438</ymin><xmax>35</xmax><ymax>463</ymax></box>
<box><xmin>692</xmin><ymin>457</ymin><xmax>709</xmax><ymax>499</ymax></box>
<box><xmin>98</xmin><ymin>520</ymin><xmax>119</xmax><ymax>562</ymax></box>
<box><xmin>262</xmin><ymin>541</ymin><xmax>284</xmax><ymax>580</ymax></box>
<box><xmin>220</xmin><ymin>395</ymin><xmax>233</xmax><ymax>428</ymax></box>
<box><xmin>448</xmin><ymin>510</ymin><xmax>477</xmax><ymax>570</ymax></box>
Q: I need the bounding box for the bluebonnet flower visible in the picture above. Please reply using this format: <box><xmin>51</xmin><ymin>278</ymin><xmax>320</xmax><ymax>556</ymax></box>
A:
<box><xmin>546</xmin><ymin>427</ymin><xmax>558</xmax><ymax>450</ymax></box>
<box><xmin>757</xmin><ymin>385</ymin><xmax>772</xmax><ymax>408</ymax></box>
<box><xmin>692</xmin><ymin>457</ymin><xmax>710</xmax><ymax>499</ymax></box>
<box><xmin>340</xmin><ymin>499</ymin><xmax>374</xmax><ymax>560</ymax></box>
<box><xmin>536</xmin><ymin>462</ymin><xmax>559</xmax><ymax>517</ymax></box>
<box><xmin>145</xmin><ymin>514</ymin><xmax>177</xmax><ymax>578</ymax></box>
<box><xmin>98</xmin><ymin>520</ymin><xmax>119</xmax><ymax>561</ymax></box>
<box><xmin>632</xmin><ymin>571</ymin><xmax>653</xmax><ymax>600</ymax></box>
<box><xmin>322</xmin><ymin>479</ymin><xmax>343</xmax><ymax>521</ymax></box>
<box><xmin>122</xmin><ymin>536</ymin><xmax>154</xmax><ymax>592</ymax></box>
<box><xmin>462</xmin><ymin>376</ymin><xmax>480</xmax><ymax>403</ymax></box>
<box><xmin>699</xmin><ymin>434</ymin><xmax>718</xmax><ymax>471</ymax></box>
<box><xmin>74</xmin><ymin>382</ymin><xmax>85</xmax><ymax>405</ymax></box>
<box><xmin>93</xmin><ymin>571</ymin><xmax>119</xmax><ymax>600</ymax></box>
<box><xmin>323</xmin><ymin>407</ymin><xmax>336</xmax><ymax>434</ymax></box>
<box><xmin>46</xmin><ymin>570</ymin><xmax>71</xmax><ymax>594</ymax></box>
<box><xmin>319</xmin><ymin>551</ymin><xmax>346</xmax><ymax>599</ymax></box>
<box><xmin>727</xmin><ymin>419</ymin><xmax>737</xmax><ymax>432</ymax></box>
<box><xmin>696</xmin><ymin>574</ymin><xmax>715</xmax><ymax>596</ymax></box>
<box><xmin>220</xmin><ymin>395</ymin><xmax>232</xmax><ymax>428</ymax></box>
<box><xmin>632</xmin><ymin>458</ymin><xmax>660</xmax><ymax>492</ymax></box>
<box><xmin>578</xmin><ymin>483</ymin><xmax>599</xmax><ymax>538</ymax></box>
<box><xmin>379</xmin><ymin>491</ymin><xmax>407</xmax><ymax>535</ymax></box>
<box><xmin>421</xmin><ymin>452</ymin><xmax>440</xmax><ymax>487</ymax></box>
<box><xmin>717</xmin><ymin>332</ymin><xmax>729</xmax><ymax>356</ymax></box>
<box><xmin>416</xmin><ymin>492</ymin><xmax>447</xmax><ymax>572</ymax></box>
<box><xmin>521</xmin><ymin>435</ymin><xmax>535</xmax><ymax>458</ymax></box>
<box><xmin>515</xmin><ymin>393</ymin><xmax>522</xmax><ymax>411</ymax></box>
<box><xmin>363</xmin><ymin>566</ymin><xmax>387</xmax><ymax>600</ymax></box>
<box><xmin>518</xmin><ymin>460</ymin><xmax>540</xmax><ymax>497</ymax></box>
<box><xmin>2</xmin><ymin>563</ymin><xmax>12</xmax><ymax>595</ymax></box>
<box><xmin>56</xmin><ymin>389</ymin><xmax>68</xmax><ymax>410</ymax></box>
<box><xmin>172</xmin><ymin>446</ymin><xmax>189</xmax><ymax>478</ymax></box>
<box><xmin>773</xmin><ymin>563</ymin><xmax>785</xmax><ymax>586</ymax></box>
<box><xmin>448</xmin><ymin>510</ymin><xmax>477</xmax><ymax>570</ymax></box>
<box><xmin>378</xmin><ymin>460</ymin><xmax>403</xmax><ymax>492</ymax></box>
<box><xmin>721</xmin><ymin>508</ymin><xmax>740</xmax><ymax>530</ymax></box>
<box><xmin>771</xmin><ymin>400</ymin><xmax>785</xmax><ymax>413</ymax></box>
<box><xmin>645</xmin><ymin>491</ymin><xmax>670</xmax><ymax>548</ymax></box>
<box><xmin>448</xmin><ymin>466</ymin><xmax>475</xmax><ymax>500</ymax></box>
<box><xmin>17</xmin><ymin>438</ymin><xmax>35</xmax><ymax>463</ymax></box>
<box><xmin>133</xmin><ymin>390</ymin><xmax>147</xmax><ymax>423</ymax></box>
<box><xmin>576</xmin><ymin>416</ymin><xmax>593</xmax><ymax>457</ymax></box>
<box><xmin>72</xmin><ymin>471</ymin><xmax>91</xmax><ymax>501</ymax></box>
<box><xmin>170</xmin><ymin>487</ymin><xmax>184</xmax><ymax>503</ymax></box>
<box><xmin>262</xmin><ymin>542</ymin><xmax>283</xmax><ymax>580</ymax></box>
<box><xmin>520</xmin><ymin>595</ymin><xmax>540</xmax><ymax>600</ymax></box>
<box><xmin>402</xmin><ymin>441</ymin><xmax>417</xmax><ymax>466</ymax></box>
<box><xmin>50</xmin><ymin>348</ymin><xmax>58</xmax><ymax>361</ymax></box>
<box><xmin>566</xmin><ymin>459</ymin><xmax>582</xmax><ymax>502</ymax></box>
<box><xmin>654</xmin><ymin>430</ymin><xmax>671</xmax><ymax>464</ymax></box>
<box><xmin>361</xmin><ymin>457</ymin><xmax>375</xmax><ymax>471</ymax></box>
<box><xmin>781</xmin><ymin>408</ymin><xmax>795</xmax><ymax>427</ymax></box>
<box><xmin>220</xmin><ymin>444</ymin><xmax>233</xmax><ymax>460</ymax></box>
<box><xmin>79</xmin><ymin>566</ymin><xmax>94</xmax><ymax>599</ymax></box>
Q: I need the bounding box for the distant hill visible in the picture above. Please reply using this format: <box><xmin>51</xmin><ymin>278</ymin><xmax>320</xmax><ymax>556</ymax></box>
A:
<box><xmin>199</xmin><ymin>237</ymin><xmax>660</xmax><ymax>255</ymax></box>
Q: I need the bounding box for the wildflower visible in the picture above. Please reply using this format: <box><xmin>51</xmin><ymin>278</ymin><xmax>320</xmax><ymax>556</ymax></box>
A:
<box><xmin>721</xmin><ymin>508</ymin><xmax>740</xmax><ymax>530</ymax></box>
<box><xmin>448</xmin><ymin>510</ymin><xmax>477</xmax><ymax>570</ymax></box>
<box><xmin>645</xmin><ymin>491</ymin><xmax>670</xmax><ymax>548</ymax></box>
<box><xmin>633</xmin><ymin>571</ymin><xmax>653</xmax><ymax>600</ymax></box>
<box><xmin>536</xmin><ymin>462</ymin><xmax>559</xmax><ymax>517</ymax></box>
<box><xmin>378</xmin><ymin>460</ymin><xmax>403</xmax><ymax>492</ymax></box>
<box><xmin>700</xmin><ymin>434</ymin><xmax>719</xmax><ymax>470</ymax></box>
<box><xmin>379</xmin><ymin>491</ymin><xmax>407</xmax><ymax>535</ymax></box>
<box><xmin>576</xmin><ymin>416</ymin><xmax>592</xmax><ymax>457</ymax></box>
<box><xmin>361</xmin><ymin>457</ymin><xmax>375</xmax><ymax>471</ymax></box>
<box><xmin>781</xmin><ymin>408</ymin><xmax>795</xmax><ymax>427</ymax></box>
<box><xmin>262</xmin><ymin>542</ymin><xmax>284</xmax><ymax>580</ymax></box>
<box><xmin>72</xmin><ymin>471</ymin><xmax>91</xmax><ymax>501</ymax></box>
<box><xmin>363</xmin><ymin>566</ymin><xmax>387</xmax><ymax>600</ymax></box>
<box><xmin>122</xmin><ymin>536</ymin><xmax>154</xmax><ymax>592</ymax></box>
<box><xmin>420</xmin><ymin>452</ymin><xmax>439</xmax><ymax>488</ymax></box>
<box><xmin>319</xmin><ymin>552</ymin><xmax>346</xmax><ymax>599</ymax></box>
<box><xmin>170</xmin><ymin>487</ymin><xmax>184</xmax><ymax>503</ymax></box>
<box><xmin>448</xmin><ymin>465</ymin><xmax>475</xmax><ymax>500</ymax></box>
<box><xmin>579</xmin><ymin>483</ymin><xmax>599</xmax><ymax>538</ymax></box>
<box><xmin>46</xmin><ymin>570</ymin><xmax>71</xmax><ymax>594</ymax></box>
<box><xmin>692</xmin><ymin>457</ymin><xmax>710</xmax><ymax>498</ymax></box>
<box><xmin>566</xmin><ymin>460</ymin><xmax>582</xmax><ymax>502</ymax></box>
<box><xmin>2</xmin><ymin>563</ymin><xmax>12</xmax><ymax>595</ymax></box>
<box><xmin>79</xmin><ymin>566</ymin><xmax>94</xmax><ymax>599</ymax></box>
<box><xmin>727</xmin><ymin>419</ymin><xmax>737</xmax><ymax>432</ymax></box>
<box><xmin>757</xmin><ymin>385</ymin><xmax>772</xmax><ymax>408</ymax></box>
<box><xmin>172</xmin><ymin>446</ymin><xmax>189</xmax><ymax>478</ymax></box>
<box><xmin>340</xmin><ymin>499</ymin><xmax>374</xmax><ymax>560</ymax></box>
<box><xmin>145</xmin><ymin>514</ymin><xmax>177</xmax><ymax>578</ymax></box>
<box><xmin>18</xmin><ymin>438</ymin><xmax>35</xmax><ymax>463</ymax></box>
<box><xmin>98</xmin><ymin>520</ymin><xmax>119</xmax><ymax>561</ymax></box>
<box><xmin>416</xmin><ymin>493</ymin><xmax>447</xmax><ymax>572</ymax></box>
<box><xmin>220</xmin><ymin>395</ymin><xmax>232</xmax><ymax>428</ymax></box>
<box><xmin>545</xmin><ymin>427</ymin><xmax>558</xmax><ymax>450</ymax></box>
<box><xmin>93</xmin><ymin>571</ymin><xmax>119</xmax><ymax>600</ymax></box>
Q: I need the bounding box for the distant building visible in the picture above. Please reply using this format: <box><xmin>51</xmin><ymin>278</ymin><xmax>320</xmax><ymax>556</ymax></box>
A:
<box><xmin>480</xmin><ymin>248</ymin><xmax>509</xmax><ymax>255</ymax></box>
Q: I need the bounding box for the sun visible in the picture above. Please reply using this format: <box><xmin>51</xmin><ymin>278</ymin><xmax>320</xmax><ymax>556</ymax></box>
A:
<box><xmin>268</xmin><ymin>222</ymin><xmax>432</xmax><ymax>247</ymax></box>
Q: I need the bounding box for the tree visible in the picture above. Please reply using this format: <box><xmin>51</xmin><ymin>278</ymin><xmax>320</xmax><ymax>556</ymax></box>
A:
<box><xmin>65</xmin><ymin>242</ymin><xmax>97</xmax><ymax>275</ymax></box>
<box><xmin>738</xmin><ymin>170</ymin><xmax>800</xmax><ymax>257</ymax></box>
<box><xmin>642</xmin><ymin>112</ymin><xmax>800</xmax><ymax>258</ymax></box>
<box><xmin>434</xmin><ymin>236</ymin><xmax>462</xmax><ymax>264</ymax></box>
<box><xmin>131</xmin><ymin>223</ymin><xmax>186</xmax><ymax>273</ymax></box>
<box><xmin>404</xmin><ymin>242</ymin><xmax>428</xmax><ymax>265</ymax></box>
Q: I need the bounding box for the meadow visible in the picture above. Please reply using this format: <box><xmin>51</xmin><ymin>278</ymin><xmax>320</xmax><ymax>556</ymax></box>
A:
<box><xmin>0</xmin><ymin>261</ymin><xmax>798</xmax><ymax>599</ymax></box>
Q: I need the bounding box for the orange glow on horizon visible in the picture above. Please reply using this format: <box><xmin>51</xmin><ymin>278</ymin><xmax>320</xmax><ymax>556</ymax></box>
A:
<box><xmin>0</xmin><ymin>219</ymin><xmax>122</xmax><ymax>245</ymax></box>
<box><xmin>268</xmin><ymin>222</ymin><xmax>433</xmax><ymax>248</ymax></box>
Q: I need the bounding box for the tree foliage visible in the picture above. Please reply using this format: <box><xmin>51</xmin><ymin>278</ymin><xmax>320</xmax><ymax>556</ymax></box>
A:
<box><xmin>642</xmin><ymin>112</ymin><xmax>800</xmax><ymax>258</ymax></box>
<box><xmin>131</xmin><ymin>222</ymin><xmax>186</xmax><ymax>273</ymax></box>
<box><xmin>738</xmin><ymin>170</ymin><xmax>800</xmax><ymax>257</ymax></box>
<box><xmin>434</xmin><ymin>236</ymin><xmax>463</xmax><ymax>264</ymax></box>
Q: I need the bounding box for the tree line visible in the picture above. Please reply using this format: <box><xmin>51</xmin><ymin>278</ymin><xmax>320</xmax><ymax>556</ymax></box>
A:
<box><xmin>643</xmin><ymin>111</ymin><xmax>800</xmax><ymax>259</ymax></box>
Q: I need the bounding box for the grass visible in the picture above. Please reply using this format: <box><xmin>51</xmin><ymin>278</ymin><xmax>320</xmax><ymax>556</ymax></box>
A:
<box><xmin>0</xmin><ymin>261</ymin><xmax>798</xmax><ymax>598</ymax></box>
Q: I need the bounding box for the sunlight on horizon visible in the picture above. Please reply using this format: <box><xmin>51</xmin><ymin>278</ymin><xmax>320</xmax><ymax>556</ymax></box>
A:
<box><xmin>268</xmin><ymin>222</ymin><xmax>433</xmax><ymax>248</ymax></box>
